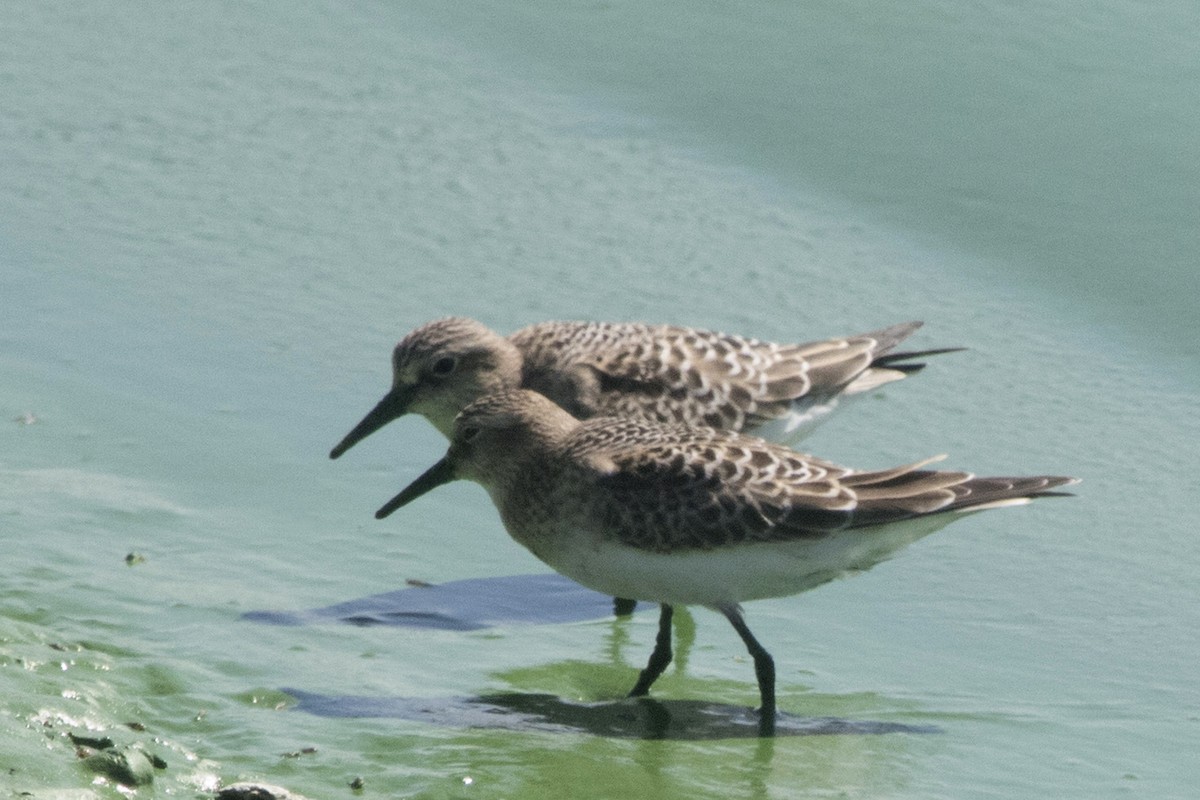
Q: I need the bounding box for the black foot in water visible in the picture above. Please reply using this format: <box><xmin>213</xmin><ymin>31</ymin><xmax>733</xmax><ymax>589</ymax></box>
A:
<box><xmin>612</xmin><ymin>597</ymin><xmax>637</xmax><ymax>616</ymax></box>
<box><xmin>758</xmin><ymin>707</ymin><xmax>777</xmax><ymax>737</ymax></box>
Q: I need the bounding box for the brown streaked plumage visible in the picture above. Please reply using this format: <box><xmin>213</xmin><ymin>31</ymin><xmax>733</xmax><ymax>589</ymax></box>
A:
<box><xmin>329</xmin><ymin>317</ymin><xmax>959</xmax><ymax>458</ymax></box>
<box><xmin>376</xmin><ymin>389</ymin><xmax>1077</xmax><ymax>735</ymax></box>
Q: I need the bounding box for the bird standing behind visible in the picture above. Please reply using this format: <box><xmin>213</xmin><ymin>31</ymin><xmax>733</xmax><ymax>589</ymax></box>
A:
<box><xmin>330</xmin><ymin>317</ymin><xmax>959</xmax><ymax>458</ymax></box>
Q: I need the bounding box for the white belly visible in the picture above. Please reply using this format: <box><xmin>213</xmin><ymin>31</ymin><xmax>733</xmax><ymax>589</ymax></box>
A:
<box><xmin>524</xmin><ymin>514</ymin><xmax>960</xmax><ymax>608</ymax></box>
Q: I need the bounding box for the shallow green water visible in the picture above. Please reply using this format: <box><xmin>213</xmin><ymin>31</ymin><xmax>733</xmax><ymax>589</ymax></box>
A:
<box><xmin>2</xmin><ymin>2</ymin><xmax>1197</xmax><ymax>797</ymax></box>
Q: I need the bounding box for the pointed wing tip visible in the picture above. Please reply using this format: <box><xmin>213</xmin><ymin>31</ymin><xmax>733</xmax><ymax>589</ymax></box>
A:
<box><xmin>885</xmin><ymin>320</ymin><xmax>924</xmax><ymax>334</ymax></box>
<box><xmin>1042</xmin><ymin>476</ymin><xmax>1080</xmax><ymax>496</ymax></box>
<box><xmin>1040</xmin><ymin>476</ymin><xmax>1081</xmax><ymax>492</ymax></box>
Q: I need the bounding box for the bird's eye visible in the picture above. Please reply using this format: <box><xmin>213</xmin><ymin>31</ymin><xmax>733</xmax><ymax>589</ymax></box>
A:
<box><xmin>460</xmin><ymin>425</ymin><xmax>481</xmax><ymax>443</ymax></box>
<box><xmin>430</xmin><ymin>356</ymin><xmax>457</xmax><ymax>377</ymax></box>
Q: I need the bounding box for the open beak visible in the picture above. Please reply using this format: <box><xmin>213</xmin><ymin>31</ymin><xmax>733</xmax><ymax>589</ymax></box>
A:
<box><xmin>375</xmin><ymin>456</ymin><xmax>458</xmax><ymax>519</ymax></box>
<box><xmin>329</xmin><ymin>386</ymin><xmax>415</xmax><ymax>459</ymax></box>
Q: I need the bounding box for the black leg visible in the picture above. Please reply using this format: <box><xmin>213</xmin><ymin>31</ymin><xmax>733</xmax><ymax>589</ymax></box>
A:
<box><xmin>720</xmin><ymin>605</ymin><xmax>776</xmax><ymax>736</ymax></box>
<box><xmin>627</xmin><ymin>604</ymin><xmax>673</xmax><ymax>697</ymax></box>
<box><xmin>613</xmin><ymin>596</ymin><xmax>638</xmax><ymax>616</ymax></box>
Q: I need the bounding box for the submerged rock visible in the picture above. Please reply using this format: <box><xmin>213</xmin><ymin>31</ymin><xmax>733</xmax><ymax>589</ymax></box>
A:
<box><xmin>80</xmin><ymin>745</ymin><xmax>156</xmax><ymax>787</ymax></box>
<box><xmin>217</xmin><ymin>782</ymin><xmax>312</xmax><ymax>800</ymax></box>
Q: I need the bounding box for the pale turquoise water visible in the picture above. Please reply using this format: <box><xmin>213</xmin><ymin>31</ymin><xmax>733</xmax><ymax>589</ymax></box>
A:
<box><xmin>2</xmin><ymin>2</ymin><xmax>1197</xmax><ymax>797</ymax></box>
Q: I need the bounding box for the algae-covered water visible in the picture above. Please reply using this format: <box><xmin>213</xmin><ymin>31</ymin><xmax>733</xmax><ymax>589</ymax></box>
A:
<box><xmin>3</xmin><ymin>2</ymin><xmax>1197</xmax><ymax>797</ymax></box>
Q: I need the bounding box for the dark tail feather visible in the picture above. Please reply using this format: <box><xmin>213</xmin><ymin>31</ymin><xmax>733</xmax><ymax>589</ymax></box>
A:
<box><xmin>872</xmin><ymin>346</ymin><xmax>967</xmax><ymax>374</ymax></box>
<box><xmin>949</xmin><ymin>475</ymin><xmax>1080</xmax><ymax>511</ymax></box>
<box><xmin>1013</xmin><ymin>489</ymin><xmax>1077</xmax><ymax>499</ymax></box>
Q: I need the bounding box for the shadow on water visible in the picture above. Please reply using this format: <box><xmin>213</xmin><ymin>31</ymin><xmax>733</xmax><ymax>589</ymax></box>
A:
<box><xmin>242</xmin><ymin>573</ymin><xmax>639</xmax><ymax>630</ymax></box>
<box><xmin>283</xmin><ymin>688</ymin><xmax>939</xmax><ymax>740</ymax></box>
<box><xmin>258</xmin><ymin>574</ymin><xmax>940</xmax><ymax>739</ymax></box>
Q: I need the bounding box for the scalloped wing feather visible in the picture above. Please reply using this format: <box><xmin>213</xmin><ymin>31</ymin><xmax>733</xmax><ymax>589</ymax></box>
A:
<box><xmin>569</xmin><ymin>419</ymin><xmax>1076</xmax><ymax>554</ymax></box>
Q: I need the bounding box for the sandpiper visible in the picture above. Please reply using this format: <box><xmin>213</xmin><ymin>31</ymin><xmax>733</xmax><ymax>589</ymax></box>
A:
<box><xmin>332</xmin><ymin>317</ymin><xmax>958</xmax><ymax>615</ymax></box>
<box><xmin>375</xmin><ymin>390</ymin><xmax>1076</xmax><ymax>735</ymax></box>
<box><xmin>329</xmin><ymin>317</ymin><xmax>959</xmax><ymax>459</ymax></box>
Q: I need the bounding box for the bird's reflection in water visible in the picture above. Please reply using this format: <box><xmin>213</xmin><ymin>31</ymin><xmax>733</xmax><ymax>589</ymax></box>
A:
<box><xmin>472</xmin><ymin>692</ymin><xmax>937</xmax><ymax>740</ymax></box>
<box><xmin>285</xmin><ymin>687</ymin><xmax>938</xmax><ymax>741</ymax></box>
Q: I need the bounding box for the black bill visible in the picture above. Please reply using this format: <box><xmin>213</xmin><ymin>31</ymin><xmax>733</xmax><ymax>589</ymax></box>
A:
<box><xmin>330</xmin><ymin>386</ymin><xmax>415</xmax><ymax>459</ymax></box>
<box><xmin>375</xmin><ymin>456</ymin><xmax>458</xmax><ymax>519</ymax></box>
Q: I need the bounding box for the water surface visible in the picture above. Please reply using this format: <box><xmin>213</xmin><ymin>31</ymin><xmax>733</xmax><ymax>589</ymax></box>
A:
<box><xmin>2</xmin><ymin>2</ymin><xmax>1197</xmax><ymax>797</ymax></box>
